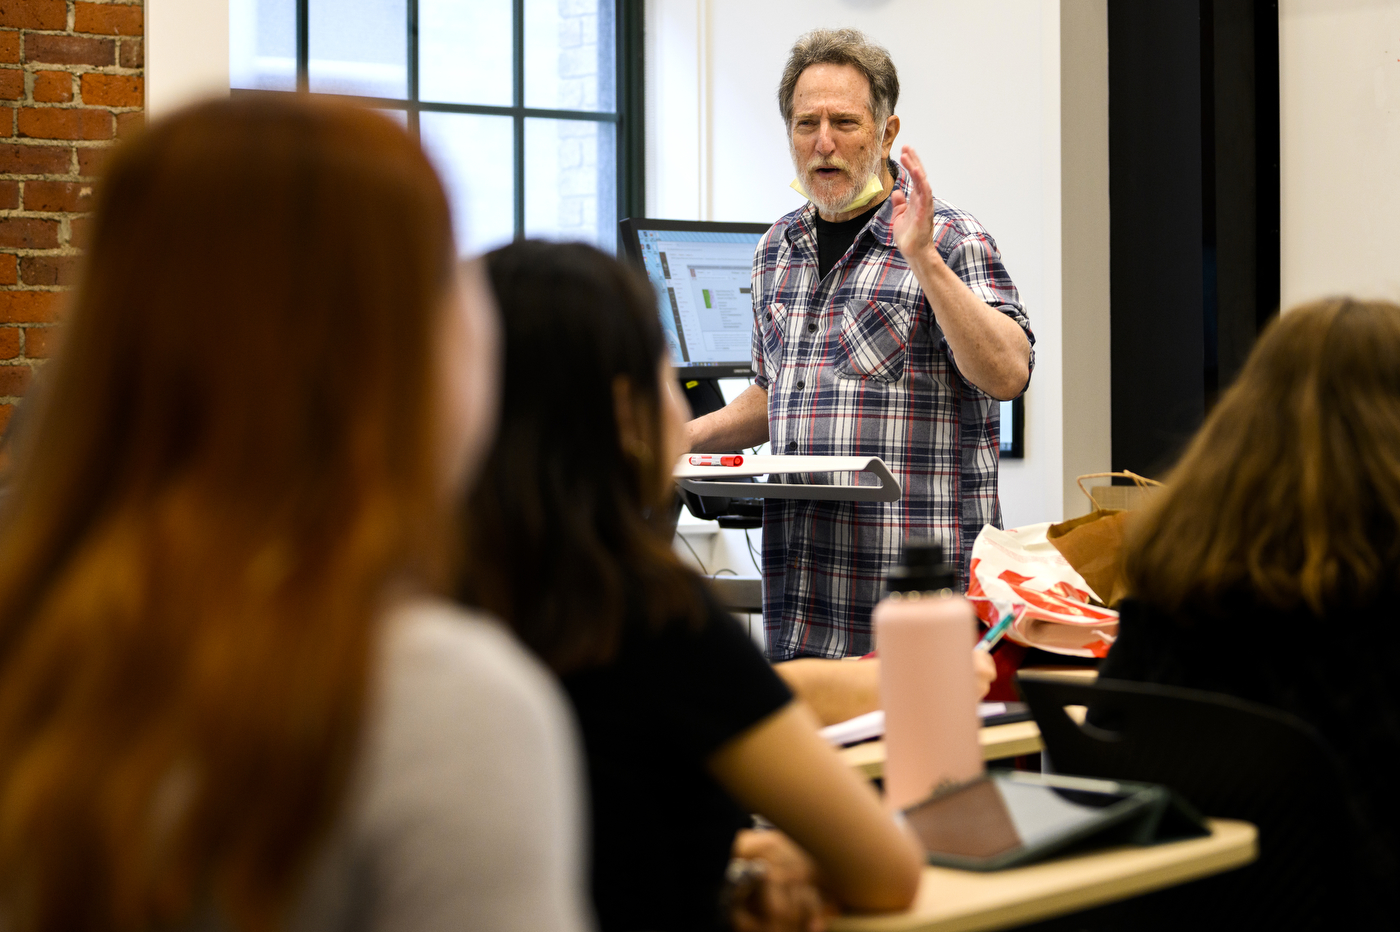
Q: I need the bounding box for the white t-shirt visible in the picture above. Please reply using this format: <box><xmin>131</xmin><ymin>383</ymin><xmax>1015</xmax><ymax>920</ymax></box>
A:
<box><xmin>285</xmin><ymin>598</ymin><xmax>592</xmax><ymax>932</ymax></box>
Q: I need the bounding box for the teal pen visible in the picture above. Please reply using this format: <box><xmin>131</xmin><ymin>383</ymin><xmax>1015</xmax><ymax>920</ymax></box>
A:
<box><xmin>975</xmin><ymin>611</ymin><xmax>1015</xmax><ymax>652</ymax></box>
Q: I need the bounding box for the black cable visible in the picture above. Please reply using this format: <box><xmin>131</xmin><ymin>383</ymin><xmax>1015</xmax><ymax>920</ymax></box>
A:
<box><xmin>676</xmin><ymin>531</ymin><xmax>709</xmax><ymax>576</ymax></box>
<box><xmin>744</xmin><ymin>528</ymin><xmax>762</xmax><ymax>575</ymax></box>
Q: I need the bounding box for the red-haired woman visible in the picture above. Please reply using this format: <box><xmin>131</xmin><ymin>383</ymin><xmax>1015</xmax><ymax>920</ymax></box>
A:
<box><xmin>0</xmin><ymin>97</ymin><xmax>587</xmax><ymax>932</ymax></box>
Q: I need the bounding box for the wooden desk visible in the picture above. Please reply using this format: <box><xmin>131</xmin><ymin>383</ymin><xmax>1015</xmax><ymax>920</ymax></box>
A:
<box><xmin>840</xmin><ymin>668</ymin><xmax>1101</xmax><ymax>779</ymax></box>
<box><xmin>1018</xmin><ymin>666</ymin><xmax>1098</xmax><ymax>681</ymax></box>
<box><xmin>830</xmin><ymin>818</ymin><xmax>1257</xmax><ymax>932</ymax></box>
<box><xmin>841</xmin><ymin>720</ymin><xmax>1044</xmax><ymax>779</ymax></box>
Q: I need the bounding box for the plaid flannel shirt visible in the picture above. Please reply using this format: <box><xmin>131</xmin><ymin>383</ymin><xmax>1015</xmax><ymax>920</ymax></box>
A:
<box><xmin>752</xmin><ymin>161</ymin><xmax>1034</xmax><ymax>660</ymax></box>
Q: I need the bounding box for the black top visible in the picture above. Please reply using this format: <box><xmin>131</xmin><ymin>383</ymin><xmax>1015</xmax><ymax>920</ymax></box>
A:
<box><xmin>1098</xmin><ymin>595</ymin><xmax>1400</xmax><ymax>877</ymax></box>
<box><xmin>561</xmin><ymin>586</ymin><xmax>794</xmax><ymax>932</ymax></box>
<box><xmin>814</xmin><ymin>201</ymin><xmax>882</xmax><ymax>279</ymax></box>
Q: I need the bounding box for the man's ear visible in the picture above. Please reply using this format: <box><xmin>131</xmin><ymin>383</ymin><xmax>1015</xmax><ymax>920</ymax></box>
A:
<box><xmin>613</xmin><ymin>375</ymin><xmax>641</xmax><ymax>451</ymax></box>
<box><xmin>881</xmin><ymin>114</ymin><xmax>900</xmax><ymax>158</ymax></box>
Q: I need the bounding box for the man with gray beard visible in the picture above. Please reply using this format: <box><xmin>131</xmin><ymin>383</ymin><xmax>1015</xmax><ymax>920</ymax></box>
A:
<box><xmin>687</xmin><ymin>28</ymin><xmax>1034</xmax><ymax>661</ymax></box>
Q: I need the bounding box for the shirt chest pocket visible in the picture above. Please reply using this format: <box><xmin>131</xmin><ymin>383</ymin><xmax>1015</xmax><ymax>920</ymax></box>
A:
<box><xmin>836</xmin><ymin>299</ymin><xmax>914</xmax><ymax>383</ymax></box>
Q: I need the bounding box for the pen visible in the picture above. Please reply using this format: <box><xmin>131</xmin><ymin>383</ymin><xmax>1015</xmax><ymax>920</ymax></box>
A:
<box><xmin>975</xmin><ymin>611</ymin><xmax>1015</xmax><ymax>652</ymax></box>
<box><xmin>689</xmin><ymin>455</ymin><xmax>744</xmax><ymax>467</ymax></box>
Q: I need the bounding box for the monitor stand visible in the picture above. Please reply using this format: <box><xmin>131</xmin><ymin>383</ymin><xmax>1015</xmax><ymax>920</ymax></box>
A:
<box><xmin>682</xmin><ymin>378</ymin><xmax>727</xmax><ymax>420</ymax></box>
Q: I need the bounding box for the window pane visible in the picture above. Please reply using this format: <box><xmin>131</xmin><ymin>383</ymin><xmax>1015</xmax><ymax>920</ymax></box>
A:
<box><xmin>421</xmin><ymin>112</ymin><xmax>516</xmax><ymax>256</ymax></box>
<box><xmin>524</xmin><ymin>0</ymin><xmax>615</xmax><ymax>112</ymax></box>
<box><xmin>308</xmin><ymin>0</ymin><xmax>407</xmax><ymax>98</ymax></box>
<box><xmin>230</xmin><ymin>0</ymin><xmax>296</xmax><ymax>91</ymax></box>
<box><xmin>525</xmin><ymin>118</ymin><xmax>616</xmax><ymax>251</ymax></box>
<box><xmin>419</xmin><ymin>0</ymin><xmax>513</xmax><ymax>106</ymax></box>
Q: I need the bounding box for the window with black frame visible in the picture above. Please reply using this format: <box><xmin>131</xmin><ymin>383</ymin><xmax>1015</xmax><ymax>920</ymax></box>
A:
<box><xmin>229</xmin><ymin>0</ymin><xmax>642</xmax><ymax>255</ymax></box>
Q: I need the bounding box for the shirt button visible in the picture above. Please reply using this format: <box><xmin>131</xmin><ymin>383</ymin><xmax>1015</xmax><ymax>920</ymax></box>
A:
<box><xmin>795</xmin><ymin>379</ymin><xmax>805</xmax><ymax>390</ymax></box>
<box><xmin>766</xmin><ymin>312</ymin><xmax>773</xmax><ymax>321</ymax></box>
<box><xmin>786</xmin><ymin>441</ymin><xmax>797</xmax><ymax>452</ymax></box>
<box><xmin>807</xmin><ymin>322</ymin><xmax>817</xmax><ymax>333</ymax></box>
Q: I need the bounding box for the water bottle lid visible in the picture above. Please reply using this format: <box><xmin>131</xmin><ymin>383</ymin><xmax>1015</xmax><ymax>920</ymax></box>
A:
<box><xmin>886</xmin><ymin>539</ymin><xmax>957</xmax><ymax>594</ymax></box>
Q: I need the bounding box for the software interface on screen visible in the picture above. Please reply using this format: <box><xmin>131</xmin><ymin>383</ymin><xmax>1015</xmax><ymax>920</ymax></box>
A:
<box><xmin>635</xmin><ymin>229</ymin><xmax>764</xmax><ymax>371</ymax></box>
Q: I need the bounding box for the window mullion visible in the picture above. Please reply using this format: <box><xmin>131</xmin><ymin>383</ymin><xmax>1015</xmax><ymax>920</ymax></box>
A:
<box><xmin>296</xmin><ymin>0</ymin><xmax>309</xmax><ymax>92</ymax></box>
<box><xmin>615</xmin><ymin>0</ymin><xmax>625</xmax><ymax>232</ymax></box>
<box><xmin>513</xmin><ymin>0</ymin><xmax>526</xmax><ymax>240</ymax></box>
<box><xmin>407</xmin><ymin>0</ymin><xmax>419</xmax><ymax>138</ymax></box>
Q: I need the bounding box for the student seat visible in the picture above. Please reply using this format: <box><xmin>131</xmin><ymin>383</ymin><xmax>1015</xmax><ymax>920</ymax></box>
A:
<box><xmin>1018</xmin><ymin>672</ymin><xmax>1386</xmax><ymax>931</ymax></box>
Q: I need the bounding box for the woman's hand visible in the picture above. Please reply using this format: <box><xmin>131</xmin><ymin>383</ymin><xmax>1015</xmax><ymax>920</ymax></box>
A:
<box><xmin>728</xmin><ymin>829</ymin><xmax>836</xmax><ymax>932</ymax></box>
<box><xmin>776</xmin><ymin>649</ymin><xmax>999</xmax><ymax>726</ymax></box>
<box><xmin>709</xmin><ymin>702</ymin><xmax>923</xmax><ymax>914</ymax></box>
<box><xmin>974</xmin><ymin>648</ymin><xmax>997</xmax><ymax>700</ymax></box>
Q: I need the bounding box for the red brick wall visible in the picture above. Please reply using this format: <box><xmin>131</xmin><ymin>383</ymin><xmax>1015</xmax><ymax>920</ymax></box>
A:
<box><xmin>0</xmin><ymin>0</ymin><xmax>143</xmax><ymax>433</ymax></box>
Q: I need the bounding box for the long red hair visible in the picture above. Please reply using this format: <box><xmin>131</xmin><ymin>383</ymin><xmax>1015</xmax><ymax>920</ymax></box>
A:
<box><xmin>0</xmin><ymin>96</ymin><xmax>456</xmax><ymax>930</ymax></box>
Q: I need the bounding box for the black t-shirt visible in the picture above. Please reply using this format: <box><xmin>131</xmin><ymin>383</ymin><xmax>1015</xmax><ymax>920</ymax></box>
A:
<box><xmin>561</xmin><ymin>587</ymin><xmax>793</xmax><ymax>932</ymax></box>
<box><xmin>814</xmin><ymin>201</ymin><xmax>882</xmax><ymax>279</ymax></box>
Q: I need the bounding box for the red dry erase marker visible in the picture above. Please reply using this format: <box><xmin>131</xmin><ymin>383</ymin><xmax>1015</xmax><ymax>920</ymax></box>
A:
<box><xmin>688</xmin><ymin>455</ymin><xmax>743</xmax><ymax>467</ymax></box>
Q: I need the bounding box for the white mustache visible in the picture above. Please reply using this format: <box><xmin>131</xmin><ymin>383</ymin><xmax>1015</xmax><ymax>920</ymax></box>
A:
<box><xmin>805</xmin><ymin>158</ymin><xmax>852</xmax><ymax>174</ymax></box>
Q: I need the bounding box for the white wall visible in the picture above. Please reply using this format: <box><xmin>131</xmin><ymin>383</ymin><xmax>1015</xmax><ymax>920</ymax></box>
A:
<box><xmin>646</xmin><ymin>0</ymin><xmax>1112</xmax><ymax>529</ymax></box>
<box><xmin>145</xmin><ymin>0</ymin><xmax>231</xmax><ymax>118</ymax></box>
<box><xmin>1279</xmin><ymin>0</ymin><xmax>1400</xmax><ymax>309</ymax></box>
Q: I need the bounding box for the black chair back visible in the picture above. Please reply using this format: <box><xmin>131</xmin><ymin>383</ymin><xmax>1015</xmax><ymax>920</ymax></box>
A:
<box><xmin>1019</xmin><ymin>673</ymin><xmax>1379</xmax><ymax>930</ymax></box>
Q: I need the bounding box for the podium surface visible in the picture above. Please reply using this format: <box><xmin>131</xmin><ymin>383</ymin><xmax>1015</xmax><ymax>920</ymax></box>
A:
<box><xmin>674</xmin><ymin>454</ymin><xmax>901</xmax><ymax>502</ymax></box>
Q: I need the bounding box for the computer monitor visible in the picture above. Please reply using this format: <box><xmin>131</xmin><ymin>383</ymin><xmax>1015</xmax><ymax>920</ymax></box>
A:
<box><xmin>619</xmin><ymin>218</ymin><xmax>771</xmax><ymax>381</ymax></box>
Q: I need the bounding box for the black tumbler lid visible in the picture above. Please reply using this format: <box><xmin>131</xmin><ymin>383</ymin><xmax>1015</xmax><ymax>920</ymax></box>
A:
<box><xmin>886</xmin><ymin>539</ymin><xmax>957</xmax><ymax>594</ymax></box>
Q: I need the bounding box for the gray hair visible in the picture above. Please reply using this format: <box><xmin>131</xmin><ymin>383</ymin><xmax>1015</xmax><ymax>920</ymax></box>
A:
<box><xmin>777</xmin><ymin>28</ymin><xmax>899</xmax><ymax>131</ymax></box>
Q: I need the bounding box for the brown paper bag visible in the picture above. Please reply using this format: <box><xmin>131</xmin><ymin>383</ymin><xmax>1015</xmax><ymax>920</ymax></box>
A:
<box><xmin>1046</xmin><ymin>472</ymin><xmax>1162</xmax><ymax>607</ymax></box>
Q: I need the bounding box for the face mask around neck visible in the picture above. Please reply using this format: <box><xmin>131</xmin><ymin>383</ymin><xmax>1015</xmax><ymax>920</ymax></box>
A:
<box><xmin>790</xmin><ymin>170</ymin><xmax>886</xmax><ymax>215</ymax></box>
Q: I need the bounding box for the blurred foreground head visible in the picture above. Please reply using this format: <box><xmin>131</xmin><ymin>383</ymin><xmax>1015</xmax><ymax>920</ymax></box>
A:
<box><xmin>460</xmin><ymin>240</ymin><xmax>699</xmax><ymax>675</ymax></box>
<box><xmin>0</xmin><ymin>96</ymin><xmax>476</xmax><ymax>930</ymax></box>
<box><xmin>1126</xmin><ymin>297</ymin><xmax>1400</xmax><ymax>616</ymax></box>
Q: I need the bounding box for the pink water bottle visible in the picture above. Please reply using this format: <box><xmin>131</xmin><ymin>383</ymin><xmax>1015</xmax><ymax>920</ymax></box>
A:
<box><xmin>875</xmin><ymin>541</ymin><xmax>983</xmax><ymax>812</ymax></box>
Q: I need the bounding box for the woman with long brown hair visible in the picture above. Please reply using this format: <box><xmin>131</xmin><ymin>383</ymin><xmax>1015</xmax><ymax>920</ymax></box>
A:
<box><xmin>461</xmin><ymin>240</ymin><xmax>922</xmax><ymax>932</ymax></box>
<box><xmin>1100</xmin><ymin>297</ymin><xmax>1400</xmax><ymax>900</ymax></box>
<box><xmin>0</xmin><ymin>97</ymin><xmax>587</xmax><ymax>931</ymax></box>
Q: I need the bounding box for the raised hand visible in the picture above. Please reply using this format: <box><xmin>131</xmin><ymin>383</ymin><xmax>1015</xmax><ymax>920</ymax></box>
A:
<box><xmin>888</xmin><ymin>144</ymin><xmax>939</xmax><ymax>265</ymax></box>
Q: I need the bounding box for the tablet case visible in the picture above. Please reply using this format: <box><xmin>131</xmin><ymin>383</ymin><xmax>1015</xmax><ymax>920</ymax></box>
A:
<box><xmin>903</xmin><ymin>770</ymin><xmax>1209</xmax><ymax>871</ymax></box>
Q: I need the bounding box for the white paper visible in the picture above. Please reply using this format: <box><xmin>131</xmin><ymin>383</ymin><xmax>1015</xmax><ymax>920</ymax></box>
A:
<box><xmin>819</xmin><ymin>703</ymin><xmax>1012</xmax><ymax>747</ymax></box>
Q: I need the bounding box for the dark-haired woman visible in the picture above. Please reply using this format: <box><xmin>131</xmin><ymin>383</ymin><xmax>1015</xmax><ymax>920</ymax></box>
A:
<box><xmin>1099</xmin><ymin>297</ymin><xmax>1400</xmax><ymax>913</ymax></box>
<box><xmin>461</xmin><ymin>240</ymin><xmax>922</xmax><ymax>932</ymax></box>
<box><xmin>0</xmin><ymin>98</ymin><xmax>588</xmax><ymax>931</ymax></box>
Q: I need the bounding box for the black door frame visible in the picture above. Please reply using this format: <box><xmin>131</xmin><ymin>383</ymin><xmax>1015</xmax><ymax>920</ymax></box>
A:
<box><xmin>1108</xmin><ymin>0</ymin><xmax>1280</xmax><ymax>478</ymax></box>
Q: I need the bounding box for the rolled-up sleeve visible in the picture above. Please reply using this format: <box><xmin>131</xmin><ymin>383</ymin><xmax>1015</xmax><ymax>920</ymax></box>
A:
<box><xmin>940</xmin><ymin>230</ymin><xmax>1036</xmax><ymax>396</ymax></box>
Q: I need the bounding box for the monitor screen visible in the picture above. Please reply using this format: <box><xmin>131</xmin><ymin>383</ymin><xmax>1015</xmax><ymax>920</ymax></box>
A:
<box><xmin>999</xmin><ymin>397</ymin><xmax>1024</xmax><ymax>459</ymax></box>
<box><xmin>619</xmin><ymin>218</ymin><xmax>771</xmax><ymax>381</ymax></box>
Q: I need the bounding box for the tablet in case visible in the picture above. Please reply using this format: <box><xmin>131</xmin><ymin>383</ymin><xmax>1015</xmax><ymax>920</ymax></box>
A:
<box><xmin>902</xmin><ymin>770</ymin><xmax>1208</xmax><ymax>871</ymax></box>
